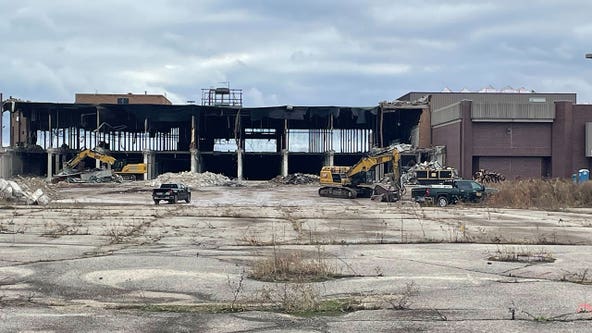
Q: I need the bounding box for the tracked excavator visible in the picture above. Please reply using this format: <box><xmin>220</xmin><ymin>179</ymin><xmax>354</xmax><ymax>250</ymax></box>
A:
<box><xmin>64</xmin><ymin>148</ymin><xmax>116</xmax><ymax>169</ymax></box>
<box><xmin>54</xmin><ymin>147</ymin><xmax>146</xmax><ymax>182</ymax></box>
<box><xmin>318</xmin><ymin>145</ymin><xmax>403</xmax><ymax>201</ymax></box>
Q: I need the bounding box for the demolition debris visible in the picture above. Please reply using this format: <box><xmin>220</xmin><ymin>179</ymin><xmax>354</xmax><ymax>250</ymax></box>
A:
<box><xmin>150</xmin><ymin>171</ymin><xmax>239</xmax><ymax>188</ymax></box>
<box><xmin>0</xmin><ymin>177</ymin><xmax>52</xmax><ymax>205</ymax></box>
<box><xmin>473</xmin><ymin>169</ymin><xmax>506</xmax><ymax>183</ymax></box>
<box><xmin>270</xmin><ymin>173</ymin><xmax>320</xmax><ymax>185</ymax></box>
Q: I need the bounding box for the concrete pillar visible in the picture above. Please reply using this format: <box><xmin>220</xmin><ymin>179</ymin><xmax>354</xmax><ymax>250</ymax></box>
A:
<box><xmin>0</xmin><ymin>148</ymin><xmax>14</xmax><ymax>179</ymax></box>
<box><xmin>143</xmin><ymin>150</ymin><xmax>155</xmax><ymax>180</ymax></box>
<box><xmin>190</xmin><ymin>148</ymin><xmax>201</xmax><ymax>173</ymax></box>
<box><xmin>237</xmin><ymin>148</ymin><xmax>243</xmax><ymax>181</ymax></box>
<box><xmin>281</xmin><ymin>149</ymin><xmax>289</xmax><ymax>177</ymax></box>
<box><xmin>47</xmin><ymin>148</ymin><xmax>58</xmax><ymax>181</ymax></box>
<box><xmin>55</xmin><ymin>152</ymin><xmax>61</xmax><ymax>174</ymax></box>
<box><xmin>324</xmin><ymin>150</ymin><xmax>335</xmax><ymax>167</ymax></box>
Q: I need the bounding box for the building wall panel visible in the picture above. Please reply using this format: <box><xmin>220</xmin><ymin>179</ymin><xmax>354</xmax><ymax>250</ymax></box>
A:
<box><xmin>432</xmin><ymin>122</ymin><xmax>461</xmax><ymax>171</ymax></box>
<box><xmin>477</xmin><ymin>156</ymin><xmax>543</xmax><ymax>179</ymax></box>
<box><xmin>472</xmin><ymin>123</ymin><xmax>552</xmax><ymax>156</ymax></box>
<box><xmin>572</xmin><ymin>105</ymin><xmax>592</xmax><ymax>171</ymax></box>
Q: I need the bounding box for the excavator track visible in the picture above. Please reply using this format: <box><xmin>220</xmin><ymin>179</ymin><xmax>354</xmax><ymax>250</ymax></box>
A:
<box><xmin>318</xmin><ymin>186</ymin><xmax>358</xmax><ymax>199</ymax></box>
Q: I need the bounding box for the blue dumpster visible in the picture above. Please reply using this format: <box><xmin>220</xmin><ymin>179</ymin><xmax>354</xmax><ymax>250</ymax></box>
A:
<box><xmin>578</xmin><ymin>169</ymin><xmax>590</xmax><ymax>184</ymax></box>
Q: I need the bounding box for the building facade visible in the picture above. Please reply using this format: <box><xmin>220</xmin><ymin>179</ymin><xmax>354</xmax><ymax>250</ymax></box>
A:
<box><xmin>75</xmin><ymin>93</ymin><xmax>172</xmax><ymax>105</ymax></box>
<box><xmin>400</xmin><ymin>91</ymin><xmax>592</xmax><ymax>179</ymax></box>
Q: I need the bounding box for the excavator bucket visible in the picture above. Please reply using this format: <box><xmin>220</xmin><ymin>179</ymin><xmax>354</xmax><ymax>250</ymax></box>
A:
<box><xmin>371</xmin><ymin>184</ymin><xmax>400</xmax><ymax>202</ymax></box>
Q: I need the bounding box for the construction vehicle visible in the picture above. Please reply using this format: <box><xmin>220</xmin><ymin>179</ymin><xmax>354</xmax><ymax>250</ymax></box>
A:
<box><xmin>54</xmin><ymin>147</ymin><xmax>146</xmax><ymax>183</ymax></box>
<box><xmin>113</xmin><ymin>161</ymin><xmax>147</xmax><ymax>181</ymax></box>
<box><xmin>318</xmin><ymin>145</ymin><xmax>403</xmax><ymax>200</ymax></box>
<box><xmin>64</xmin><ymin>148</ymin><xmax>116</xmax><ymax>169</ymax></box>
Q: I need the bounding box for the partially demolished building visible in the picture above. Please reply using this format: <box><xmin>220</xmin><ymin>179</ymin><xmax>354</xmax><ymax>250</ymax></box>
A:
<box><xmin>0</xmin><ymin>91</ymin><xmax>432</xmax><ymax>180</ymax></box>
<box><xmin>2</xmin><ymin>88</ymin><xmax>591</xmax><ymax>181</ymax></box>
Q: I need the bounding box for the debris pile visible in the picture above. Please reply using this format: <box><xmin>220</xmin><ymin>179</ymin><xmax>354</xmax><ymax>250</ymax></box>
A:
<box><xmin>270</xmin><ymin>173</ymin><xmax>320</xmax><ymax>185</ymax></box>
<box><xmin>402</xmin><ymin>161</ymin><xmax>457</xmax><ymax>184</ymax></box>
<box><xmin>473</xmin><ymin>169</ymin><xmax>506</xmax><ymax>183</ymax></box>
<box><xmin>0</xmin><ymin>177</ymin><xmax>53</xmax><ymax>205</ymax></box>
<box><xmin>151</xmin><ymin>171</ymin><xmax>239</xmax><ymax>188</ymax></box>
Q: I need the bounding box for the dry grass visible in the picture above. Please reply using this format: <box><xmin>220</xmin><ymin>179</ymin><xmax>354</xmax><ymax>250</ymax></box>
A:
<box><xmin>485</xmin><ymin>179</ymin><xmax>592</xmax><ymax>209</ymax></box>
<box><xmin>488</xmin><ymin>246</ymin><xmax>555</xmax><ymax>263</ymax></box>
<box><xmin>250</xmin><ymin>248</ymin><xmax>335</xmax><ymax>282</ymax></box>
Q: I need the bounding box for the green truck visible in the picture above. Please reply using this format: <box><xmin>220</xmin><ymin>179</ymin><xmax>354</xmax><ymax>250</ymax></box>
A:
<box><xmin>411</xmin><ymin>179</ymin><xmax>489</xmax><ymax>207</ymax></box>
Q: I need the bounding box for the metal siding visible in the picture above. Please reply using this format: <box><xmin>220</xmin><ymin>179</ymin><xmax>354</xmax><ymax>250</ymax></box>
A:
<box><xmin>472</xmin><ymin>102</ymin><xmax>554</xmax><ymax>120</ymax></box>
<box><xmin>478</xmin><ymin>157</ymin><xmax>543</xmax><ymax>179</ymax></box>
<box><xmin>407</xmin><ymin>92</ymin><xmax>575</xmax><ymax>120</ymax></box>
<box><xmin>432</xmin><ymin>102</ymin><xmax>461</xmax><ymax>126</ymax></box>
<box><xmin>586</xmin><ymin>122</ymin><xmax>592</xmax><ymax>157</ymax></box>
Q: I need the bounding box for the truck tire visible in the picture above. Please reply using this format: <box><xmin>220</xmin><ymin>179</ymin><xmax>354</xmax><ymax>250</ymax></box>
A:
<box><xmin>185</xmin><ymin>193</ymin><xmax>191</xmax><ymax>203</ymax></box>
<box><xmin>170</xmin><ymin>196</ymin><xmax>177</xmax><ymax>204</ymax></box>
<box><xmin>154</xmin><ymin>200</ymin><xmax>159</xmax><ymax>205</ymax></box>
<box><xmin>437</xmin><ymin>196</ymin><xmax>449</xmax><ymax>207</ymax></box>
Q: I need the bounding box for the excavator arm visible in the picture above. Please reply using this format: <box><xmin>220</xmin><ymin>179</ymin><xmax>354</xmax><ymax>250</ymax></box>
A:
<box><xmin>345</xmin><ymin>148</ymin><xmax>401</xmax><ymax>186</ymax></box>
<box><xmin>65</xmin><ymin>149</ymin><xmax>116</xmax><ymax>169</ymax></box>
<box><xmin>319</xmin><ymin>145</ymin><xmax>404</xmax><ymax>200</ymax></box>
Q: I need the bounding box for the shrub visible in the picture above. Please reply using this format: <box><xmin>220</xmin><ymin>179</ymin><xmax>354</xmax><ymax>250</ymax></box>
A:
<box><xmin>485</xmin><ymin>179</ymin><xmax>592</xmax><ymax>209</ymax></box>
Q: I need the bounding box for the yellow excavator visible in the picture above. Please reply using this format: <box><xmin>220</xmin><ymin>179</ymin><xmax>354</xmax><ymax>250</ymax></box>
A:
<box><xmin>64</xmin><ymin>148</ymin><xmax>116</xmax><ymax>169</ymax></box>
<box><xmin>318</xmin><ymin>145</ymin><xmax>402</xmax><ymax>200</ymax></box>
<box><xmin>60</xmin><ymin>148</ymin><xmax>146</xmax><ymax>181</ymax></box>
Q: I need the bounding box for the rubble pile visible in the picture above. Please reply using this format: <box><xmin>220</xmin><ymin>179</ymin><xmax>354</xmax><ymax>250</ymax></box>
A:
<box><xmin>0</xmin><ymin>177</ymin><xmax>53</xmax><ymax>205</ymax></box>
<box><xmin>473</xmin><ymin>169</ymin><xmax>506</xmax><ymax>183</ymax></box>
<box><xmin>151</xmin><ymin>171</ymin><xmax>239</xmax><ymax>188</ymax></box>
<box><xmin>270</xmin><ymin>173</ymin><xmax>320</xmax><ymax>185</ymax></box>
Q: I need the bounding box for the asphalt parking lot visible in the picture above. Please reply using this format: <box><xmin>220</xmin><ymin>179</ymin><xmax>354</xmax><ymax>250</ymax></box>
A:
<box><xmin>1</xmin><ymin>181</ymin><xmax>591</xmax><ymax>332</ymax></box>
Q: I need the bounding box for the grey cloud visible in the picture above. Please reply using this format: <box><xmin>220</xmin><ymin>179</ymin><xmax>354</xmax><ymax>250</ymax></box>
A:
<box><xmin>1</xmin><ymin>0</ymin><xmax>592</xmax><ymax>106</ymax></box>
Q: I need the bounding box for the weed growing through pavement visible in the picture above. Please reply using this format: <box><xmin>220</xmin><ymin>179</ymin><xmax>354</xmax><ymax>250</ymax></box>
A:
<box><xmin>488</xmin><ymin>246</ymin><xmax>555</xmax><ymax>263</ymax></box>
<box><xmin>249</xmin><ymin>246</ymin><xmax>335</xmax><ymax>282</ymax></box>
<box><xmin>561</xmin><ymin>268</ymin><xmax>592</xmax><ymax>284</ymax></box>
<box><xmin>386</xmin><ymin>281</ymin><xmax>420</xmax><ymax>310</ymax></box>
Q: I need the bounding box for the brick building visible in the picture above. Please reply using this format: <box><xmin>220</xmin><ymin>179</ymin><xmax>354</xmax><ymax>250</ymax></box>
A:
<box><xmin>400</xmin><ymin>91</ymin><xmax>592</xmax><ymax>179</ymax></box>
<box><xmin>75</xmin><ymin>92</ymin><xmax>172</xmax><ymax>105</ymax></box>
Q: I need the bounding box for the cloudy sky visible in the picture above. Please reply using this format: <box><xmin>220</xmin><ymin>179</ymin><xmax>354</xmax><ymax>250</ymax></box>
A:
<box><xmin>1</xmin><ymin>0</ymin><xmax>592</xmax><ymax>106</ymax></box>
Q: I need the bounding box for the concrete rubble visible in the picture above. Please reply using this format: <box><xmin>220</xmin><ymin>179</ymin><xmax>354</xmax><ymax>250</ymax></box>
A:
<box><xmin>150</xmin><ymin>171</ymin><xmax>240</xmax><ymax>188</ymax></box>
<box><xmin>0</xmin><ymin>177</ymin><xmax>53</xmax><ymax>205</ymax></box>
<box><xmin>270</xmin><ymin>173</ymin><xmax>320</xmax><ymax>185</ymax></box>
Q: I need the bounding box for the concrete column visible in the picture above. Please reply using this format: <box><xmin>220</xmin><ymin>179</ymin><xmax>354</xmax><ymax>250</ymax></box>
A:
<box><xmin>190</xmin><ymin>148</ymin><xmax>201</xmax><ymax>173</ymax></box>
<box><xmin>553</xmin><ymin>101</ymin><xmax>574</xmax><ymax>178</ymax></box>
<box><xmin>47</xmin><ymin>148</ymin><xmax>58</xmax><ymax>181</ymax></box>
<box><xmin>0</xmin><ymin>148</ymin><xmax>14</xmax><ymax>179</ymax></box>
<box><xmin>55</xmin><ymin>152</ymin><xmax>61</xmax><ymax>174</ymax></box>
<box><xmin>281</xmin><ymin>149</ymin><xmax>289</xmax><ymax>177</ymax></box>
<box><xmin>324</xmin><ymin>150</ymin><xmax>335</xmax><ymax>167</ymax></box>
<box><xmin>143</xmin><ymin>150</ymin><xmax>155</xmax><ymax>180</ymax></box>
<box><xmin>237</xmin><ymin>148</ymin><xmax>243</xmax><ymax>181</ymax></box>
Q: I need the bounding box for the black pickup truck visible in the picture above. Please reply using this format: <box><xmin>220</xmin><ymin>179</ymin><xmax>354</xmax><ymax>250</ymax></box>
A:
<box><xmin>411</xmin><ymin>179</ymin><xmax>489</xmax><ymax>207</ymax></box>
<box><xmin>152</xmin><ymin>183</ymin><xmax>191</xmax><ymax>205</ymax></box>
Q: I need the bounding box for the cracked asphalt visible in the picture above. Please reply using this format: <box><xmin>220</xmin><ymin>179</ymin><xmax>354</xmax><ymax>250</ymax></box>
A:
<box><xmin>1</xmin><ymin>181</ymin><xmax>592</xmax><ymax>332</ymax></box>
